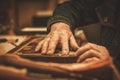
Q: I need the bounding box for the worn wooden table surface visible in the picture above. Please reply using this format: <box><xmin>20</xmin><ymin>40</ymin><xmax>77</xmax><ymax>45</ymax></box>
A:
<box><xmin>0</xmin><ymin>35</ymin><xmax>28</xmax><ymax>54</ymax></box>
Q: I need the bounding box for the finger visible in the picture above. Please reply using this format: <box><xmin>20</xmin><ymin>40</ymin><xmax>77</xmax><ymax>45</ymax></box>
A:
<box><xmin>81</xmin><ymin>57</ymin><xmax>100</xmax><ymax>63</ymax></box>
<box><xmin>41</xmin><ymin>37</ymin><xmax>50</xmax><ymax>54</ymax></box>
<box><xmin>70</xmin><ymin>34</ymin><xmax>79</xmax><ymax>50</ymax></box>
<box><xmin>75</xmin><ymin>43</ymin><xmax>91</xmax><ymax>56</ymax></box>
<box><xmin>97</xmin><ymin>46</ymin><xmax>109</xmax><ymax>56</ymax></box>
<box><xmin>75</xmin><ymin>43</ymin><xmax>103</xmax><ymax>56</ymax></box>
<box><xmin>47</xmin><ymin>32</ymin><xmax>59</xmax><ymax>55</ymax></box>
<box><xmin>77</xmin><ymin>49</ymin><xmax>103</xmax><ymax>63</ymax></box>
<box><xmin>60</xmin><ymin>30</ymin><xmax>69</xmax><ymax>55</ymax></box>
<box><xmin>87</xmin><ymin>43</ymin><xmax>101</xmax><ymax>53</ymax></box>
<box><xmin>88</xmin><ymin>43</ymin><xmax>109</xmax><ymax>56</ymax></box>
<box><xmin>35</xmin><ymin>40</ymin><xmax>44</xmax><ymax>52</ymax></box>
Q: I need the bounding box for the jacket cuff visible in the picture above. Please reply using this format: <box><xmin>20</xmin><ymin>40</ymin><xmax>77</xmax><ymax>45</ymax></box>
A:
<box><xmin>47</xmin><ymin>15</ymin><xmax>75</xmax><ymax>32</ymax></box>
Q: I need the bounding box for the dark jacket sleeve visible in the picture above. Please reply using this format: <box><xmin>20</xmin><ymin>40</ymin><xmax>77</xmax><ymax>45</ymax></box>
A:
<box><xmin>47</xmin><ymin>1</ymin><xmax>82</xmax><ymax>31</ymax></box>
<box><xmin>47</xmin><ymin>0</ymin><xmax>101</xmax><ymax>32</ymax></box>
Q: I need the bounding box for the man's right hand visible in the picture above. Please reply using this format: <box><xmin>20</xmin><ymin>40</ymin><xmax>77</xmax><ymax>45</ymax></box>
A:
<box><xmin>35</xmin><ymin>22</ymin><xmax>79</xmax><ymax>55</ymax></box>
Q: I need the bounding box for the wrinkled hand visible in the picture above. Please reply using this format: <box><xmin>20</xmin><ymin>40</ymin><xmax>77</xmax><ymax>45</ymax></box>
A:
<box><xmin>75</xmin><ymin>43</ymin><xmax>110</xmax><ymax>63</ymax></box>
<box><xmin>35</xmin><ymin>22</ymin><xmax>79</xmax><ymax>55</ymax></box>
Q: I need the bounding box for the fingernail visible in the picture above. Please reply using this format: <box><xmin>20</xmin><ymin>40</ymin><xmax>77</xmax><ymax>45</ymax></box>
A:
<box><xmin>35</xmin><ymin>48</ymin><xmax>38</xmax><ymax>52</ymax></box>
<box><xmin>62</xmin><ymin>50</ymin><xmax>68</xmax><ymax>55</ymax></box>
<box><xmin>41</xmin><ymin>49</ymin><xmax>46</xmax><ymax>54</ymax></box>
<box><xmin>47</xmin><ymin>49</ymin><xmax>53</xmax><ymax>55</ymax></box>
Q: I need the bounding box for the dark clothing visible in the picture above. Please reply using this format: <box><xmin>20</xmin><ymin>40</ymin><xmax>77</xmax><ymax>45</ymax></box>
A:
<box><xmin>0</xmin><ymin>11</ymin><xmax>10</xmax><ymax>34</ymax></box>
<box><xmin>47</xmin><ymin>0</ymin><xmax>120</xmax><ymax>71</ymax></box>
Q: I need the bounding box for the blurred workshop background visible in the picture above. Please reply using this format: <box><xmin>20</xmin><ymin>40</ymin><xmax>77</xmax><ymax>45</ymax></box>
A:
<box><xmin>0</xmin><ymin>0</ymin><xmax>70</xmax><ymax>35</ymax></box>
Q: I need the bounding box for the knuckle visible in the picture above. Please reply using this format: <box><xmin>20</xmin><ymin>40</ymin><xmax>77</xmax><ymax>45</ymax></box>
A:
<box><xmin>88</xmin><ymin>49</ymin><xmax>94</xmax><ymax>53</ymax></box>
<box><xmin>86</xmin><ymin>43</ymin><xmax>92</xmax><ymax>48</ymax></box>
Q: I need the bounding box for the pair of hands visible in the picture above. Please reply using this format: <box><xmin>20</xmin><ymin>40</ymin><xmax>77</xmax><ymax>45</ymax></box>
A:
<box><xmin>35</xmin><ymin>22</ymin><xmax>110</xmax><ymax>63</ymax></box>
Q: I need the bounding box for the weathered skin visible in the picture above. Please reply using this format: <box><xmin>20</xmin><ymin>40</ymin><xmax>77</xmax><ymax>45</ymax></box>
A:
<box><xmin>35</xmin><ymin>22</ymin><xmax>79</xmax><ymax>55</ymax></box>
